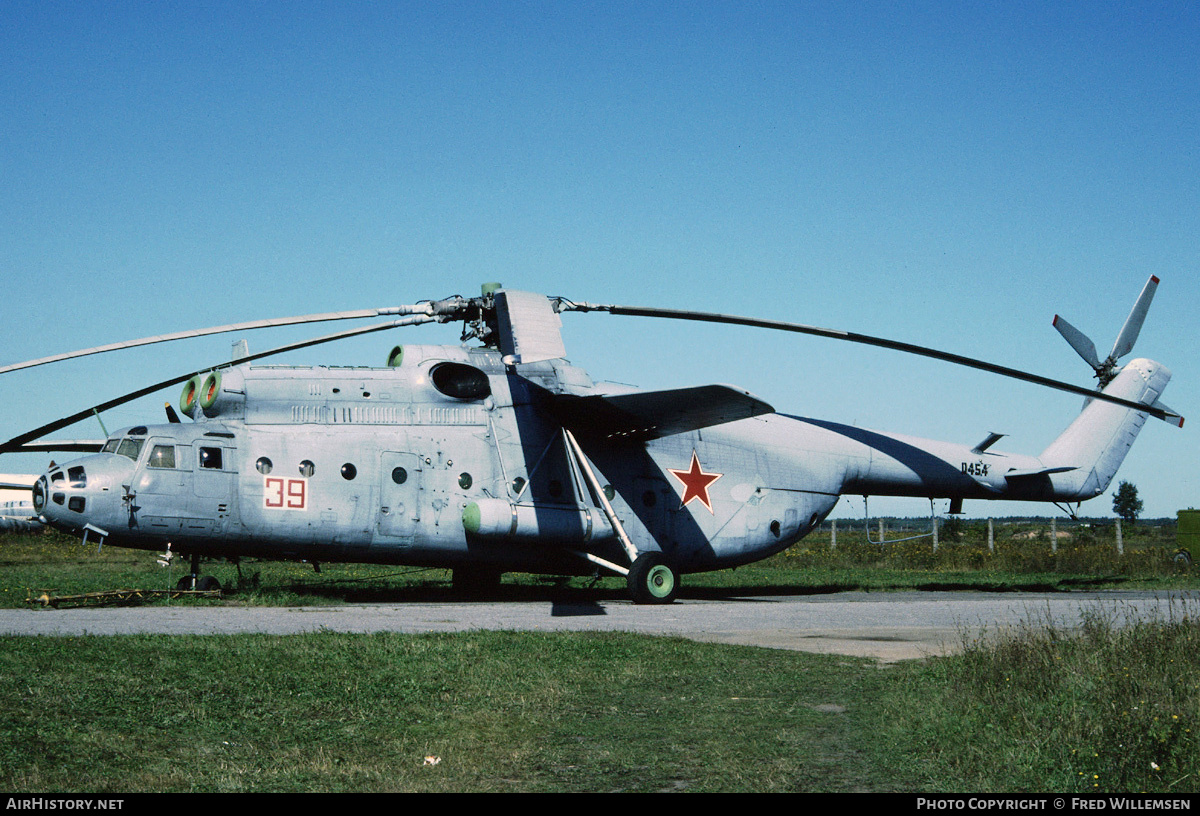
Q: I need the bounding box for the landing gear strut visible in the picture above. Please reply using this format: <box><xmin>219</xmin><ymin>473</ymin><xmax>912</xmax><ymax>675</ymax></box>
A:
<box><xmin>176</xmin><ymin>552</ymin><xmax>222</xmax><ymax>592</ymax></box>
<box><xmin>562</xmin><ymin>428</ymin><xmax>681</xmax><ymax>605</ymax></box>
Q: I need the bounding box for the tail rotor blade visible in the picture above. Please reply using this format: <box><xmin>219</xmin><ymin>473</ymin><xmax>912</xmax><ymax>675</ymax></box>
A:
<box><xmin>1109</xmin><ymin>275</ymin><xmax>1159</xmax><ymax>361</ymax></box>
<box><xmin>1052</xmin><ymin>315</ymin><xmax>1101</xmax><ymax>371</ymax></box>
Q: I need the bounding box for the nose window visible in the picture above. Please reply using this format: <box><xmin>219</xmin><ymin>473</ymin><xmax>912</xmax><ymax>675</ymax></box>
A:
<box><xmin>68</xmin><ymin>466</ymin><xmax>86</xmax><ymax>487</ymax></box>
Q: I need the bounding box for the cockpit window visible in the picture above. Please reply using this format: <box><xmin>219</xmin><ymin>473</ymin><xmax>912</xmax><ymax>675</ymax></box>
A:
<box><xmin>116</xmin><ymin>438</ymin><xmax>144</xmax><ymax>461</ymax></box>
<box><xmin>102</xmin><ymin>438</ymin><xmax>120</xmax><ymax>454</ymax></box>
<box><xmin>148</xmin><ymin>445</ymin><xmax>177</xmax><ymax>469</ymax></box>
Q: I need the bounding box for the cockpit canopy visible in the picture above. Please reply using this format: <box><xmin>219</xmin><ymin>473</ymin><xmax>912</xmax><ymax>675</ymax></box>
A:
<box><xmin>100</xmin><ymin>426</ymin><xmax>149</xmax><ymax>461</ymax></box>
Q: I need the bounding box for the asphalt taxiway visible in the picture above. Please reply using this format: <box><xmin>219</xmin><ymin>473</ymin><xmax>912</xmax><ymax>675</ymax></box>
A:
<box><xmin>2</xmin><ymin>590</ymin><xmax>1195</xmax><ymax>662</ymax></box>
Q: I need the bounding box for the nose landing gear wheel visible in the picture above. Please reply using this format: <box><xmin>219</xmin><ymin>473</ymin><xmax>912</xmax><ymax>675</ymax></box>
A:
<box><xmin>627</xmin><ymin>552</ymin><xmax>678</xmax><ymax>605</ymax></box>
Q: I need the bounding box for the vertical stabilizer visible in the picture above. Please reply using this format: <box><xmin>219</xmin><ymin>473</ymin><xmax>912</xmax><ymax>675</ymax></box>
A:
<box><xmin>1039</xmin><ymin>358</ymin><xmax>1171</xmax><ymax>500</ymax></box>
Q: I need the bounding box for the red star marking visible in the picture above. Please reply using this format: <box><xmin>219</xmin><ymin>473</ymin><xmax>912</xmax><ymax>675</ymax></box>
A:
<box><xmin>668</xmin><ymin>451</ymin><xmax>723</xmax><ymax>514</ymax></box>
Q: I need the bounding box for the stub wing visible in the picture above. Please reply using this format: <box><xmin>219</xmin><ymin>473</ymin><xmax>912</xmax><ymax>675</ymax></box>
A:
<box><xmin>549</xmin><ymin>384</ymin><xmax>774</xmax><ymax>441</ymax></box>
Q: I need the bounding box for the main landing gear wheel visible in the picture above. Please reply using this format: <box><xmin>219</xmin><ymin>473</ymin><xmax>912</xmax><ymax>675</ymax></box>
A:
<box><xmin>627</xmin><ymin>552</ymin><xmax>678</xmax><ymax>605</ymax></box>
<box><xmin>176</xmin><ymin>574</ymin><xmax>222</xmax><ymax>592</ymax></box>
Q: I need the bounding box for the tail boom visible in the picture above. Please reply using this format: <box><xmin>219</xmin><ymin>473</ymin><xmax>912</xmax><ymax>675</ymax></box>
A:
<box><xmin>797</xmin><ymin>358</ymin><xmax>1171</xmax><ymax>508</ymax></box>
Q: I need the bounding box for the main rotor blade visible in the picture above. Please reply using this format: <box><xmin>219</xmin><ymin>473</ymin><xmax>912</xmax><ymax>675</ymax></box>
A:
<box><xmin>1110</xmin><ymin>275</ymin><xmax>1159</xmax><ymax>361</ymax></box>
<box><xmin>0</xmin><ymin>306</ymin><xmax>436</xmax><ymax>377</ymax></box>
<box><xmin>1051</xmin><ymin>315</ymin><xmax>1101</xmax><ymax>370</ymax></box>
<box><xmin>563</xmin><ymin>302</ymin><xmax>1180</xmax><ymax>423</ymax></box>
<box><xmin>0</xmin><ymin>315</ymin><xmax>434</xmax><ymax>453</ymax></box>
<box><xmin>0</xmin><ymin>479</ymin><xmax>36</xmax><ymax>491</ymax></box>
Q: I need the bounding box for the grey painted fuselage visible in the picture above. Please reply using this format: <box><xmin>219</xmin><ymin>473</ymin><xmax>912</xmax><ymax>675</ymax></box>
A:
<box><xmin>34</xmin><ymin>345</ymin><xmax>1171</xmax><ymax>577</ymax></box>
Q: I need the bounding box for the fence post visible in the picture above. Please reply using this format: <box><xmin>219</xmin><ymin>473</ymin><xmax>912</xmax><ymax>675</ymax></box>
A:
<box><xmin>932</xmin><ymin>516</ymin><xmax>938</xmax><ymax>551</ymax></box>
<box><xmin>1116</xmin><ymin>519</ymin><xmax>1123</xmax><ymax>556</ymax></box>
<box><xmin>1051</xmin><ymin>517</ymin><xmax>1058</xmax><ymax>554</ymax></box>
<box><xmin>830</xmin><ymin>519</ymin><xmax>837</xmax><ymax>550</ymax></box>
<box><xmin>988</xmin><ymin>518</ymin><xmax>994</xmax><ymax>553</ymax></box>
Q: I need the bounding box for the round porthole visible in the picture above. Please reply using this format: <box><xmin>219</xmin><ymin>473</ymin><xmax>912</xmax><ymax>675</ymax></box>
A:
<box><xmin>341</xmin><ymin>463</ymin><xmax>357</xmax><ymax>481</ymax></box>
<box><xmin>299</xmin><ymin>460</ymin><xmax>315</xmax><ymax>477</ymax></box>
<box><xmin>392</xmin><ymin>467</ymin><xmax>408</xmax><ymax>485</ymax></box>
<box><xmin>458</xmin><ymin>472</ymin><xmax>473</xmax><ymax>489</ymax></box>
<box><xmin>256</xmin><ymin>457</ymin><xmax>273</xmax><ymax>475</ymax></box>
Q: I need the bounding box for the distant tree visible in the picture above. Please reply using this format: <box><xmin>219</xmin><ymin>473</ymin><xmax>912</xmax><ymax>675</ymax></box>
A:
<box><xmin>941</xmin><ymin>515</ymin><xmax>965</xmax><ymax>541</ymax></box>
<box><xmin>1112</xmin><ymin>481</ymin><xmax>1143</xmax><ymax>524</ymax></box>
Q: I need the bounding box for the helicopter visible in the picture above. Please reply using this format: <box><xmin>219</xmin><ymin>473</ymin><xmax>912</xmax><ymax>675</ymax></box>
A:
<box><xmin>0</xmin><ymin>278</ymin><xmax>1182</xmax><ymax>603</ymax></box>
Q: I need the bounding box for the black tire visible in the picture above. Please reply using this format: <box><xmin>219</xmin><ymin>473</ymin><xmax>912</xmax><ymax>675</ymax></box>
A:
<box><xmin>177</xmin><ymin>574</ymin><xmax>221</xmax><ymax>592</ymax></box>
<box><xmin>627</xmin><ymin>552</ymin><xmax>678</xmax><ymax>605</ymax></box>
<box><xmin>196</xmin><ymin>575</ymin><xmax>222</xmax><ymax>592</ymax></box>
<box><xmin>1173</xmin><ymin>549</ymin><xmax>1192</xmax><ymax>567</ymax></box>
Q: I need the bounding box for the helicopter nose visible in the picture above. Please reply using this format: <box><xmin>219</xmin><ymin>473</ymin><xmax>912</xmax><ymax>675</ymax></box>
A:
<box><xmin>36</xmin><ymin>456</ymin><xmax>135</xmax><ymax>534</ymax></box>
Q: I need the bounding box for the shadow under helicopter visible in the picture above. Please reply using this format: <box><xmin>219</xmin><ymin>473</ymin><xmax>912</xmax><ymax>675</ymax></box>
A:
<box><xmin>226</xmin><ymin>571</ymin><xmax>1123</xmax><ymax>614</ymax></box>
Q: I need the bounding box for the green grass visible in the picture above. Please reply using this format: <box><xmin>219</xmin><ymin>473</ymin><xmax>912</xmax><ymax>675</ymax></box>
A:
<box><xmin>0</xmin><ymin>631</ymin><xmax>889</xmax><ymax>793</ymax></box>
<box><xmin>2</xmin><ymin>618</ymin><xmax>1197</xmax><ymax>792</ymax></box>
<box><xmin>2</xmin><ymin>524</ymin><xmax>1198</xmax><ymax>792</ymax></box>
<box><xmin>3</xmin><ymin>521</ymin><xmax>1197</xmax><ymax>608</ymax></box>
<box><xmin>872</xmin><ymin>602</ymin><xmax>1200</xmax><ymax>793</ymax></box>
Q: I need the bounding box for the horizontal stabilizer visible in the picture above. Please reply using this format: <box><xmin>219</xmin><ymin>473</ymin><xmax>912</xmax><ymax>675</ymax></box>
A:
<box><xmin>549</xmin><ymin>384</ymin><xmax>774</xmax><ymax>441</ymax></box>
<box><xmin>971</xmin><ymin>432</ymin><xmax>1006</xmax><ymax>454</ymax></box>
<box><xmin>1004</xmin><ymin>465</ymin><xmax>1078</xmax><ymax>479</ymax></box>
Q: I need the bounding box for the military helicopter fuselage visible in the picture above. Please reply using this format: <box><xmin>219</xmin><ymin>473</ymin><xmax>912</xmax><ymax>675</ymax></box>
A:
<box><xmin>33</xmin><ymin>344</ymin><xmax>834</xmax><ymax>580</ymax></box>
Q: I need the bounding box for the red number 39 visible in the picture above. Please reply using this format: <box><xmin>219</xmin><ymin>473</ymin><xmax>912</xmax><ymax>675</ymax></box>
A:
<box><xmin>265</xmin><ymin>477</ymin><xmax>307</xmax><ymax>510</ymax></box>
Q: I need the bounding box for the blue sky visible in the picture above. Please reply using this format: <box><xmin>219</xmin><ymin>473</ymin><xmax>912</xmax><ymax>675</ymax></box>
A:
<box><xmin>1</xmin><ymin>1</ymin><xmax>1196</xmax><ymax>519</ymax></box>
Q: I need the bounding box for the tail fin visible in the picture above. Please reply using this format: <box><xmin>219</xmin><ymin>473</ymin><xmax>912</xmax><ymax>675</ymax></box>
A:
<box><xmin>1039</xmin><ymin>358</ymin><xmax>1171</xmax><ymax>500</ymax></box>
